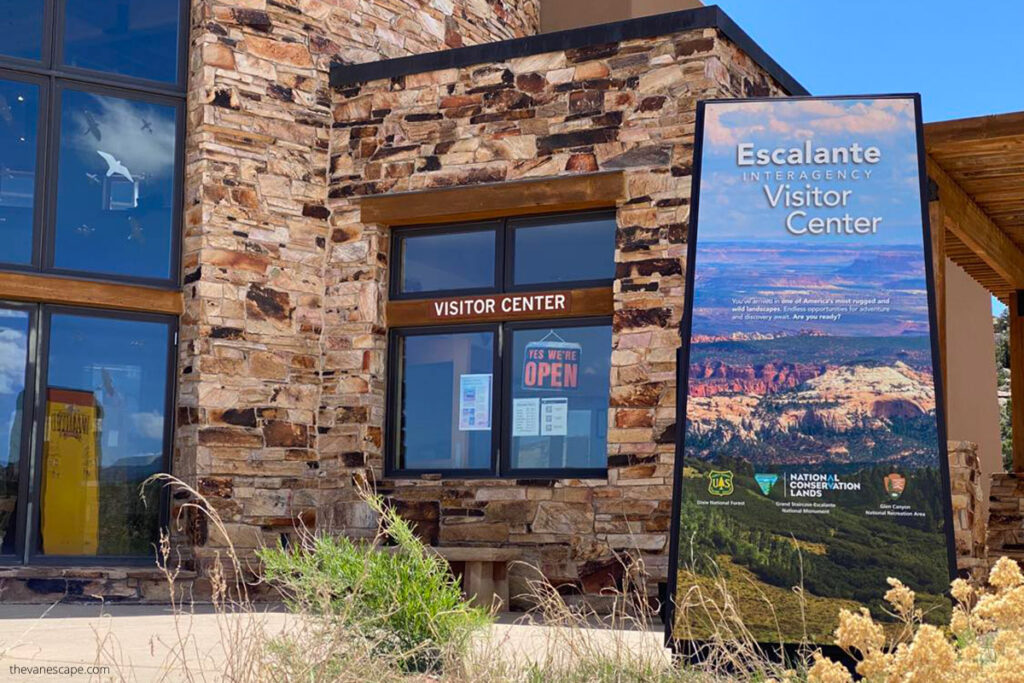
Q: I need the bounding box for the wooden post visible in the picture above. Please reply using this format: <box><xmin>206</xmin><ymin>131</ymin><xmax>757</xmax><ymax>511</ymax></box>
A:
<box><xmin>929</xmin><ymin>200</ymin><xmax>947</xmax><ymax>408</ymax></box>
<box><xmin>1011</xmin><ymin>291</ymin><xmax>1024</xmax><ymax>472</ymax></box>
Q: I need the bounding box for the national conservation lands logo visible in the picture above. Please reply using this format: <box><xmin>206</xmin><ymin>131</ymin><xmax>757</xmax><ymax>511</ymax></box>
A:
<box><xmin>754</xmin><ymin>473</ymin><xmax>779</xmax><ymax>496</ymax></box>
<box><xmin>884</xmin><ymin>473</ymin><xmax>907</xmax><ymax>499</ymax></box>
<box><xmin>707</xmin><ymin>470</ymin><xmax>734</xmax><ymax>496</ymax></box>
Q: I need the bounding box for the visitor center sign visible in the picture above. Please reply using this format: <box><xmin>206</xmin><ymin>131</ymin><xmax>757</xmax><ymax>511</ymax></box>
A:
<box><xmin>667</xmin><ymin>96</ymin><xmax>956</xmax><ymax>647</ymax></box>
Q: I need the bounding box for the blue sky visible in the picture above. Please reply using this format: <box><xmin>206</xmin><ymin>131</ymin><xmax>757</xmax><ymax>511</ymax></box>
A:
<box><xmin>716</xmin><ymin>0</ymin><xmax>1023</xmax><ymax>315</ymax></box>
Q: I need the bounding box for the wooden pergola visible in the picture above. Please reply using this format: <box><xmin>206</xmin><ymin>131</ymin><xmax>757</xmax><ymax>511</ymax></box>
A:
<box><xmin>925</xmin><ymin>111</ymin><xmax>1024</xmax><ymax>470</ymax></box>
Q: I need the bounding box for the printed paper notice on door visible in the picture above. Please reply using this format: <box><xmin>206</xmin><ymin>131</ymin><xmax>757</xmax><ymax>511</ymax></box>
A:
<box><xmin>540</xmin><ymin>397</ymin><xmax>568</xmax><ymax>436</ymax></box>
<box><xmin>512</xmin><ymin>398</ymin><xmax>540</xmax><ymax>436</ymax></box>
<box><xmin>458</xmin><ymin>373</ymin><xmax>491</xmax><ymax>431</ymax></box>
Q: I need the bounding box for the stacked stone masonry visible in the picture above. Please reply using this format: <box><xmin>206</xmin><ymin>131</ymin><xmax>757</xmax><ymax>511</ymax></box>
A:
<box><xmin>321</xmin><ymin>28</ymin><xmax>789</xmax><ymax>602</ymax></box>
<box><xmin>948</xmin><ymin>441</ymin><xmax>987</xmax><ymax>582</ymax></box>
<box><xmin>988</xmin><ymin>471</ymin><xmax>1024</xmax><ymax>573</ymax></box>
<box><xmin>177</xmin><ymin>0</ymin><xmax>539</xmax><ymax>575</ymax></box>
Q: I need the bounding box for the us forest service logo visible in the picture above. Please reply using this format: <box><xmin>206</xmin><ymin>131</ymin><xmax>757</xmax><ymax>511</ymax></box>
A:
<box><xmin>708</xmin><ymin>470</ymin><xmax>734</xmax><ymax>497</ymax></box>
<box><xmin>884</xmin><ymin>473</ymin><xmax>906</xmax><ymax>499</ymax></box>
<box><xmin>755</xmin><ymin>473</ymin><xmax>779</xmax><ymax>496</ymax></box>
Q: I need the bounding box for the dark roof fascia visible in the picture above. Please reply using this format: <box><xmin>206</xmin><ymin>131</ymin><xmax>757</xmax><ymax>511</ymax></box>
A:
<box><xmin>329</xmin><ymin>5</ymin><xmax>809</xmax><ymax>96</ymax></box>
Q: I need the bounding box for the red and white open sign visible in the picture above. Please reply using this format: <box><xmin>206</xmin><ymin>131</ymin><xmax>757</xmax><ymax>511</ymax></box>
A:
<box><xmin>522</xmin><ymin>339</ymin><xmax>582</xmax><ymax>390</ymax></box>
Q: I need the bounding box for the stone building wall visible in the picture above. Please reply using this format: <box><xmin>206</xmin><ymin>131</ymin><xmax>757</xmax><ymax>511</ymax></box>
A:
<box><xmin>322</xmin><ymin>28</ymin><xmax>791</xmax><ymax>599</ymax></box>
<box><xmin>176</xmin><ymin>0</ymin><xmax>540</xmax><ymax>571</ymax></box>
<box><xmin>988</xmin><ymin>471</ymin><xmax>1024</xmax><ymax>573</ymax></box>
<box><xmin>949</xmin><ymin>441</ymin><xmax>987</xmax><ymax>582</ymax></box>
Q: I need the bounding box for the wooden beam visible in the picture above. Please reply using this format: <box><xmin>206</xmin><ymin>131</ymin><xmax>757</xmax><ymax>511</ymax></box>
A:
<box><xmin>360</xmin><ymin>172</ymin><xmax>625</xmax><ymax>226</ymax></box>
<box><xmin>929</xmin><ymin>200</ymin><xmax>946</xmax><ymax>408</ymax></box>
<box><xmin>387</xmin><ymin>287</ymin><xmax>613</xmax><ymax>327</ymax></box>
<box><xmin>927</xmin><ymin>155</ymin><xmax>1024</xmax><ymax>289</ymax></box>
<box><xmin>1012</xmin><ymin>291</ymin><xmax>1024</xmax><ymax>472</ymax></box>
<box><xmin>0</xmin><ymin>271</ymin><xmax>182</xmax><ymax>315</ymax></box>
<box><xmin>924</xmin><ymin>111</ymin><xmax>1024</xmax><ymax>149</ymax></box>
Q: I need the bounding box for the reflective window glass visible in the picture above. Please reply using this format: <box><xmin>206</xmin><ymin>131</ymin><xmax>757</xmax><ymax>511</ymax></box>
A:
<box><xmin>0</xmin><ymin>78</ymin><xmax>39</xmax><ymax>265</ymax></box>
<box><xmin>398</xmin><ymin>228</ymin><xmax>496</xmax><ymax>294</ymax></box>
<box><xmin>0</xmin><ymin>308</ymin><xmax>30</xmax><ymax>555</ymax></box>
<box><xmin>0</xmin><ymin>0</ymin><xmax>44</xmax><ymax>61</ymax></box>
<box><xmin>41</xmin><ymin>312</ymin><xmax>170</xmax><ymax>556</ymax></box>
<box><xmin>511</xmin><ymin>212</ymin><xmax>616</xmax><ymax>287</ymax></box>
<box><xmin>397</xmin><ymin>330</ymin><xmax>494</xmax><ymax>471</ymax></box>
<box><xmin>63</xmin><ymin>0</ymin><xmax>182</xmax><ymax>84</ymax></box>
<box><xmin>508</xmin><ymin>324</ymin><xmax>610</xmax><ymax>471</ymax></box>
<box><xmin>53</xmin><ymin>89</ymin><xmax>178</xmax><ymax>280</ymax></box>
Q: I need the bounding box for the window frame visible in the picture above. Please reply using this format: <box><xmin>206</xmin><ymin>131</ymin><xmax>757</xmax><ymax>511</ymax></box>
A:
<box><xmin>503</xmin><ymin>211</ymin><xmax>618</xmax><ymax>293</ymax></box>
<box><xmin>389</xmin><ymin>209</ymin><xmax>617</xmax><ymax>301</ymax></box>
<box><xmin>0</xmin><ymin>67</ymin><xmax>49</xmax><ymax>270</ymax></box>
<box><xmin>499</xmin><ymin>316</ymin><xmax>611</xmax><ymax>480</ymax></box>
<box><xmin>0</xmin><ymin>301</ymin><xmax>40</xmax><ymax>565</ymax></box>
<box><xmin>43</xmin><ymin>80</ymin><xmax>185</xmax><ymax>288</ymax></box>
<box><xmin>386</xmin><ymin>323</ymin><xmax>502</xmax><ymax>479</ymax></box>
<box><xmin>0</xmin><ymin>0</ymin><xmax>185</xmax><ymax>566</ymax></box>
<box><xmin>24</xmin><ymin>304</ymin><xmax>177</xmax><ymax>566</ymax></box>
<box><xmin>0</xmin><ymin>0</ymin><xmax>188</xmax><ymax>288</ymax></box>
<box><xmin>389</xmin><ymin>220</ymin><xmax>503</xmax><ymax>301</ymax></box>
<box><xmin>0</xmin><ymin>0</ymin><xmax>55</xmax><ymax>69</ymax></box>
<box><xmin>387</xmin><ymin>209</ymin><xmax>617</xmax><ymax>480</ymax></box>
<box><xmin>0</xmin><ymin>0</ymin><xmax>190</xmax><ymax>92</ymax></box>
<box><xmin>386</xmin><ymin>317</ymin><xmax>612</xmax><ymax>480</ymax></box>
<box><xmin>55</xmin><ymin>0</ymin><xmax>190</xmax><ymax>91</ymax></box>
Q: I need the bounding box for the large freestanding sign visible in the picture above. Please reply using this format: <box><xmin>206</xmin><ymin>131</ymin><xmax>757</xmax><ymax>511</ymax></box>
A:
<box><xmin>666</xmin><ymin>96</ymin><xmax>955</xmax><ymax>648</ymax></box>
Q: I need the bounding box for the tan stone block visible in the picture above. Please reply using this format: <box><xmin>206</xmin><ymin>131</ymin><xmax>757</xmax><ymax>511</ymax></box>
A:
<box><xmin>639</xmin><ymin>65</ymin><xmax>686</xmax><ymax>92</ymax></box>
<box><xmin>532</xmin><ymin>501</ymin><xmax>594</xmax><ymax>535</ymax></box>
<box><xmin>244</xmin><ymin>35</ymin><xmax>312</xmax><ymax>67</ymax></box>
<box><xmin>208</xmin><ymin>522</ymin><xmax>264</xmax><ymax>549</ymax></box>
<box><xmin>203</xmin><ymin>42</ymin><xmax>237</xmax><ymax>70</ymax></box>
<box><xmin>604</xmin><ymin>533</ymin><xmax>666</xmax><ymax>552</ymax></box>
<box><xmin>608</xmin><ymin>428</ymin><xmax>653</xmax><ymax>443</ymax></box>
<box><xmin>574</xmin><ymin>61</ymin><xmax>609</xmax><ymax>80</ymax></box>
<box><xmin>440</xmin><ymin>522</ymin><xmax>510</xmax><ymax>543</ymax></box>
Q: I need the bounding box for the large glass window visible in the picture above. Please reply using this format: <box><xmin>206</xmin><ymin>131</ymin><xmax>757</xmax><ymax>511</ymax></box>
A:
<box><xmin>395</xmin><ymin>329</ymin><xmax>496</xmax><ymax>472</ymax></box>
<box><xmin>0</xmin><ymin>2</ymin><xmax>183</xmax><ymax>565</ymax></box>
<box><xmin>63</xmin><ymin>0</ymin><xmax>182</xmax><ymax>84</ymax></box>
<box><xmin>0</xmin><ymin>76</ymin><xmax>40</xmax><ymax>265</ymax></box>
<box><xmin>388</xmin><ymin>211</ymin><xmax>614</xmax><ymax>478</ymax></box>
<box><xmin>0</xmin><ymin>0</ymin><xmax>185</xmax><ymax>284</ymax></box>
<box><xmin>510</xmin><ymin>213</ymin><xmax>616</xmax><ymax>288</ymax></box>
<box><xmin>507</xmin><ymin>324</ymin><xmax>611</xmax><ymax>472</ymax></box>
<box><xmin>0</xmin><ymin>306</ymin><xmax>31</xmax><ymax>556</ymax></box>
<box><xmin>53</xmin><ymin>89</ymin><xmax>178</xmax><ymax>280</ymax></box>
<box><xmin>396</xmin><ymin>224</ymin><xmax>498</xmax><ymax>296</ymax></box>
<box><xmin>40</xmin><ymin>312</ymin><xmax>171</xmax><ymax>557</ymax></box>
<box><xmin>0</xmin><ymin>0</ymin><xmax>44</xmax><ymax>62</ymax></box>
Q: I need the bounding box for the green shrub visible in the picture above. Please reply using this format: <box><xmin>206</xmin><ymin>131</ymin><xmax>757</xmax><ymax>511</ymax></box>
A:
<box><xmin>258</xmin><ymin>493</ymin><xmax>490</xmax><ymax>673</ymax></box>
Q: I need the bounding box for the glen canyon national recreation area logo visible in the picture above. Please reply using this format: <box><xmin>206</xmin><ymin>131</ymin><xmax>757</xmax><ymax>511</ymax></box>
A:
<box><xmin>755</xmin><ymin>473</ymin><xmax>780</xmax><ymax>496</ymax></box>
<box><xmin>884</xmin><ymin>473</ymin><xmax>907</xmax><ymax>499</ymax></box>
<box><xmin>708</xmin><ymin>470</ymin><xmax>734</xmax><ymax>496</ymax></box>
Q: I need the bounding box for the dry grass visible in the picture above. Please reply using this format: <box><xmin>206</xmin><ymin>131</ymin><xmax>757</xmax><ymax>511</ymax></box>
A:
<box><xmin>77</xmin><ymin>477</ymin><xmax>832</xmax><ymax>681</ymax></box>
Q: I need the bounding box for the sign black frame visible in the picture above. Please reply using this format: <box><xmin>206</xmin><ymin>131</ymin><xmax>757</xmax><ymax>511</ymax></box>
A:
<box><xmin>663</xmin><ymin>93</ymin><xmax>958</xmax><ymax>659</ymax></box>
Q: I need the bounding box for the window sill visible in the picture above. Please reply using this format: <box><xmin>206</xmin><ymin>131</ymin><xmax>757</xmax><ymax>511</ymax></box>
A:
<box><xmin>383</xmin><ymin>471</ymin><xmax>609</xmax><ymax>484</ymax></box>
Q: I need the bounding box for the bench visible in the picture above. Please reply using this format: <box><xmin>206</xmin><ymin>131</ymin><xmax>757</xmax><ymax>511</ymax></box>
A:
<box><xmin>433</xmin><ymin>547</ymin><xmax>518</xmax><ymax>610</ymax></box>
<box><xmin>382</xmin><ymin>545</ymin><xmax>517</xmax><ymax>609</ymax></box>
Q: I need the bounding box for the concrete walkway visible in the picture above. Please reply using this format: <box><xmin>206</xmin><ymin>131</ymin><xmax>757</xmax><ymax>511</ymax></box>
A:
<box><xmin>0</xmin><ymin>604</ymin><xmax>669</xmax><ymax>681</ymax></box>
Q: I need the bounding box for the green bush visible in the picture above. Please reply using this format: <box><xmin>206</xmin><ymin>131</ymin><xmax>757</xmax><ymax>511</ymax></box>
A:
<box><xmin>257</xmin><ymin>493</ymin><xmax>490</xmax><ymax>673</ymax></box>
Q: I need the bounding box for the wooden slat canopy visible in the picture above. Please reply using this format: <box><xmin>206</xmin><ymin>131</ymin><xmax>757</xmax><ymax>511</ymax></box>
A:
<box><xmin>925</xmin><ymin>111</ymin><xmax>1024</xmax><ymax>302</ymax></box>
<box><xmin>925</xmin><ymin>111</ymin><xmax>1024</xmax><ymax>470</ymax></box>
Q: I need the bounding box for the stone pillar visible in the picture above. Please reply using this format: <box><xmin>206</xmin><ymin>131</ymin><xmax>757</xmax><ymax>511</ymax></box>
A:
<box><xmin>948</xmin><ymin>441</ymin><xmax>987</xmax><ymax>581</ymax></box>
<box><xmin>176</xmin><ymin>0</ymin><xmax>539</xmax><ymax>574</ymax></box>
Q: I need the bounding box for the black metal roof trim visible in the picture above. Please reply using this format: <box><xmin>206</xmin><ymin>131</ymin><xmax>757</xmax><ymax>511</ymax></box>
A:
<box><xmin>329</xmin><ymin>5</ymin><xmax>809</xmax><ymax>96</ymax></box>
